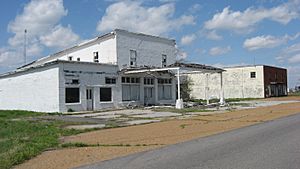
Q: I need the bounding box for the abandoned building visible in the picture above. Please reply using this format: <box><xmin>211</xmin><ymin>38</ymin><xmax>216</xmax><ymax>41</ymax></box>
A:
<box><xmin>189</xmin><ymin>65</ymin><xmax>288</xmax><ymax>100</ymax></box>
<box><xmin>0</xmin><ymin>29</ymin><xmax>222</xmax><ymax>112</ymax></box>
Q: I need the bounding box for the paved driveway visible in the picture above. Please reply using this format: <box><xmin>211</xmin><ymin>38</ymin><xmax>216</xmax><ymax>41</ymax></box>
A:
<box><xmin>76</xmin><ymin>113</ymin><xmax>300</xmax><ymax>169</ymax></box>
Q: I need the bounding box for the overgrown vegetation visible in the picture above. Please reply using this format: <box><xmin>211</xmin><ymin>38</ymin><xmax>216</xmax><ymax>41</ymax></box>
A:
<box><xmin>0</xmin><ymin>110</ymin><xmax>87</xmax><ymax>169</ymax></box>
<box><xmin>180</xmin><ymin>76</ymin><xmax>193</xmax><ymax>101</ymax></box>
<box><xmin>288</xmin><ymin>91</ymin><xmax>300</xmax><ymax>96</ymax></box>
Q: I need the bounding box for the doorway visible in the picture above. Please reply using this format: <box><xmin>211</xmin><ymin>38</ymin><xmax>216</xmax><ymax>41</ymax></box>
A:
<box><xmin>86</xmin><ymin>88</ymin><xmax>93</xmax><ymax>111</ymax></box>
<box><xmin>144</xmin><ymin>87</ymin><xmax>154</xmax><ymax>106</ymax></box>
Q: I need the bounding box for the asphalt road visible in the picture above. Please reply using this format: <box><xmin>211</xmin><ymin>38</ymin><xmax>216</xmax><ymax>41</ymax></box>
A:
<box><xmin>76</xmin><ymin>113</ymin><xmax>300</xmax><ymax>169</ymax></box>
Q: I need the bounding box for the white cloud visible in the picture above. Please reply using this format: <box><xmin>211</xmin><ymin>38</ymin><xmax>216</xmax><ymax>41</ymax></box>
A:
<box><xmin>188</xmin><ymin>3</ymin><xmax>201</xmax><ymax>14</ymax></box>
<box><xmin>212</xmin><ymin>62</ymin><xmax>247</xmax><ymax>68</ymax></box>
<box><xmin>288</xmin><ymin>53</ymin><xmax>300</xmax><ymax>63</ymax></box>
<box><xmin>97</xmin><ymin>1</ymin><xmax>195</xmax><ymax>35</ymax></box>
<box><xmin>0</xmin><ymin>0</ymin><xmax>80</xmax><ymax>68</ymax></box>
<box><xmin>8</xmin><ymin>0</ymin><xmax>68</xmax><ymax>47</ymax></box>
<box><xmin>180</xmin><ymin>34</ymin><xmax>196</xmax><ymax>45</ymax></box>
<box><xmin>204</xmin><ymin>1</ymin><xmax>299</xmax><ymax>33</ymax></box>
<box><xmin>244</xmin><ymin>33</ymin><xmax>300</xmax><ymax>51</ymax></box>
<box><xmin>276</xmin><ymin>42</ymin><xmax>300</xmax><ymax>63</ymax></box>
<box><xmin>205</xmin><ymin>30</ymin><xmax>223</xmax><ymax>41</ymax></box>
<box><xmin>40</xmin><ymin>25</ymin><xmax>80</xmax><ymax>49</ymax></box>
<box><xmin>243</xmin><ymin>35</ymin><xmax>287</xmax><ymax>51</ymax></box>
<box><xmin>209</xmin><ymin>46</ymin><xmax>231</xmax><ymax>56</ymax></box>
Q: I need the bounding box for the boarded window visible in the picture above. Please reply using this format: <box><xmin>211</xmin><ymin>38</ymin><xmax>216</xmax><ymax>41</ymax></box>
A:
<box><xmin>122</xmin><ymin>84</ymin><xmax>140</xmax><ymax>101</ymax></box>
<box><xmin>66</xmin><ymin>88</ymin><xmax>80</xmax><ymax>103</ymax></box>
<box><xmin>250</xmin><ymin>72</ymin><xmax>256</xmax><ymax>78</ymax></box>
<box><xmin>100</xmin><ymin>88</ymin><xmax>112</xmax><ymax>102</ymax></box>
<box><xmin>158</xmin><ymin>85</ymin><xmax>172</xmax><ymax>100</ymax></box>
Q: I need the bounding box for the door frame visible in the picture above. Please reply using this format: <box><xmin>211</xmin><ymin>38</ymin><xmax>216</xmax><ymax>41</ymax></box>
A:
<box><xmin>86</xmin><ymin>87</ymin><xmax>94</xmax><ymax>111</ymax></box>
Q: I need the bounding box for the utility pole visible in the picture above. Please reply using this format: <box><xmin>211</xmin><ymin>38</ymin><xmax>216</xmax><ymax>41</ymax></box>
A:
<box><xmin>23</xmin><ymin>29</ymin><xmax>27</xmax><ymax>65</ymax></box>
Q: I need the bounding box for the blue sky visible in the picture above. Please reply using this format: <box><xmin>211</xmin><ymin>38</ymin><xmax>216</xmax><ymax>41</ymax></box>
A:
<box><xmin>0</xmin><ymin>0</ymin><xmax>300</xmax><ymax>87</ymax></box>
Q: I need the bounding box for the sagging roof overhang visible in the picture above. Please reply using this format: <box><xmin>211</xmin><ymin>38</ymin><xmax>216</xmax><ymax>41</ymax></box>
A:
<box><xmin>121</xmin><ymin>62</ymin><xmax>224</xmax><ymax>75</ymax></box>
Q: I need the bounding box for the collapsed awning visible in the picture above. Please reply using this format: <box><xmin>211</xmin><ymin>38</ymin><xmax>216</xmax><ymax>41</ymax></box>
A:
<box><xmin>120</xmin><ymin>62</ymin><xmax>225</xmax><ymax>109</ymax></box>
<box><xmin>121</xmin><ymin>62</ymin><xmax>224</xmax><ymax>75</ymax></box>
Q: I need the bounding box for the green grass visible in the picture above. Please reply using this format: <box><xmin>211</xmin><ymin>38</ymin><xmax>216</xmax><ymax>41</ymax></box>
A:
<box><xmin>0</xmin><ymin>110</ymin><xmax>89</xmax><ymax>169</ymax></box>
<box><xmin>288</xmin><ymin>91</ymin><xmax>300</xmax><ymax>96</ymax></box>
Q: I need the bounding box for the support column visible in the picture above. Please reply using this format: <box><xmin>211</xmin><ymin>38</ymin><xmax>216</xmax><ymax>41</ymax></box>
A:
<box><xmin>176</xmin><ymin>68</ymin><xmax>183</xmax><ymax>109</ymax></box>
<box><xmin>219</xmin><ymin>72</ymin><xmax>225</xmax><ymax>105</ymax></box>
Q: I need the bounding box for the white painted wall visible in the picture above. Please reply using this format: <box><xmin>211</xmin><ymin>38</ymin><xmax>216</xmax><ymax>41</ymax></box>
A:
<box><xmin>116</xmin><ymin>31</ymin><xmax>176</xmax><ymax>69</ymax></box>
<box><xmin>189</xmin><ymin>66</ymin><xmax>265</xmax><ymax>99</ymax></box>
<box><xmin>58</xmin><ymin>36</ymin><xmax>117</xmax><ymax>64</ymax></box>
<box><xmin>58</xmin><ymin>63</ymin><xmax>176</xmax><ymax>112</ymax></box>
<box><xmin>58</xmin><ymin>62</ymin><xmax>119</xmax><ymax>112</ymax></box>
<box><xmin>0</xmin><ymin>65</ymin><xmax>60</xmax><ymax>112</ymax></box>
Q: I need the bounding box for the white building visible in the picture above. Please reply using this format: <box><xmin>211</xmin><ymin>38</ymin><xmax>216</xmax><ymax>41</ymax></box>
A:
<box><xmin>189</xmin><ymin>65</ymin><xmax>287</xmax><ymax>100</ymax></box>
<box><xmin>0</xmin><ymin>29</ymin><xmax>179</xmax><ymax>112</ymax></box>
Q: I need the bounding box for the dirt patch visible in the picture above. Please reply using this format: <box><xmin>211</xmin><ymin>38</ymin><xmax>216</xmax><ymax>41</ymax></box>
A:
<box><xmin>16</xmin><ymin>97</ymin><xmax>300</xmax><ymax>169</ymax></box>
<box><xmin>16</xmin><ymin>146</ymin><xmax>159</xmax><ymax>169</ymax></box>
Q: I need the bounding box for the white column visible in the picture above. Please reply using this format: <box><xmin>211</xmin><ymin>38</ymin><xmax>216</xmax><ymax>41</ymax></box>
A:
<box><xmin>176</xmin><ymin>68</ymin><xmax>183</xmax><ymax>109</ymax></box>
<box><xmin>219</xmin><ymin>72</ymin><xmax>225</xmax><ymax>105</ymax></box>
<box><xmin>205</xmin><ymin>73</ymin><xmax>209</xmax><ymax>105</ymax></box>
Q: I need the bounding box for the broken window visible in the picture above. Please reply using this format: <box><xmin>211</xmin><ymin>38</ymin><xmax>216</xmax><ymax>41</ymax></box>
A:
<box><xmin>105</xmin><ymin>77</ymin><xmax>116</xmax><ymax>84</ymax></box>
<box><xmin>250</xmin><ymin>72</ymin><xmax>256</xmax><ymax>78</ymax></box>
<box><xmin>162</xmin><ymin>54</ymin><xmax>167</xmax><ymax>67</ymax></box>
<box><xmin>65</xmin><ymin>88</ymin><xmax>80</xmax><ymax>103</ymax></box>
<box><xmin>100</xmin><ymin>88</ymin><xmax>112</xmax><ymax>102</ymax></box>
<box><xmin>93</xmin><ymin>52</ymin><xmax>99</xmax><ymax>62</ymax></box>
<box><xmin>130</xmin><ymin>50</ymin><xmax>137</xmax><ymax>67</ymax></box>
<box><xmin>77</xmin><ymin>58</ymin><xmax>80</xmax><ymax>61</ymax></box>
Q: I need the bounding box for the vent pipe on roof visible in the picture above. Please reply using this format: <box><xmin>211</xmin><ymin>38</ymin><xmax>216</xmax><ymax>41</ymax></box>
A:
<box><xmin>23</xmin><ymin>29</ymin><xmax>27</xmax><ymax>65</ymax></box>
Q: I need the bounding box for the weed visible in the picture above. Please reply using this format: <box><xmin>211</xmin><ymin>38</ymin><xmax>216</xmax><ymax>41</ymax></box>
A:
<box><xmin>179</xmin><ymin>124</ymin><xmax>187</xmax><ymax>129</ymax></box>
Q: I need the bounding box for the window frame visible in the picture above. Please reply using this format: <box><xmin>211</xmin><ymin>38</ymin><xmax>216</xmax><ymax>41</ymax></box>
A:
<box><xmin>65</xmin><ymin>87</ymin><xmax>80</xmax><ymax>104</ymax></box>
<box><xmin>250</xmin><ymin>72</ymin><xmax>256</xmax><ymax>78</ymax></box>
<box><xmin>162</xmin><ymin>54</ymin><xmax>167</xmax><ymax>67</ymax></box>
<box><xmin>129</xmin><ymin>50</ymin><xmax>137</xmax><ymax>67</ymax></box>
<box><xmin>93</xmin><ymin>52</ymin><xmax>99</xmax><ymax>62</ymax></box>
<box><xmin>105</xmin><ymin>77</ymin><xmax>117</xmax><ymax>84</ymax></box>
<box><xmin>100</xmin><ymin>87</ymin><xmax>112</xmax><ymax>102</ymax></box>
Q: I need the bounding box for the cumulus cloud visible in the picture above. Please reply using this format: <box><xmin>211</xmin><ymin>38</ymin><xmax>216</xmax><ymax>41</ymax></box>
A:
<box><xmin>206</xmin><ymin>30</ymin><xmax>223</xmax><ymax>41</ymax></box>
<box><xmin>288</xmin><ymin>53</ymin><xmax>300</xmax><ymax>63</ymax></box>
<box><xmin>244</xmin><ymin>33</ymin><xmax>300</xmax><ymax>51</ymax></box>
<box><xmin>209</xmin><ymin>46</ymin><xmax>231</xmax><ymax>56</ymax></box>
<box><xmin>243</xmin><ymin>35</ymin><xmax>287</xmax><ymax>51</ymax></box>
<box><xmin>0</xmin><ymin>0</ymin><xmax>80</xmax><ymax>68</ymax></box>
<box><xmin>40</xmin><ymin>25</ymin><xmax>80</xmax><ymax>49</ymax></box>
<box><xmin>180</xmin><ymin>34</ymin><xmax>196</xmax><ymax>45</ymax></box>
<box><xmin>97</xmin><ymin>1</ymin><xmax>195</xmax><ymax>35</ymax></box>
<box><xmin>204</xmin><ymin>1</ymin><xmax>299</xmax><ymax>33</ymax></box>
<box><xmin>188</xmin><ymin>3</ymin><xmax>201</xmax><ymax>14</ymax></box>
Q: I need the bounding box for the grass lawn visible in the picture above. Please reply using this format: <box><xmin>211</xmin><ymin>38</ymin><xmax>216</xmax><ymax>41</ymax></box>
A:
<box><xmin>0</xmin><ymin>110</ymin><xmax>87</xmax><ymax>169</ymax></box>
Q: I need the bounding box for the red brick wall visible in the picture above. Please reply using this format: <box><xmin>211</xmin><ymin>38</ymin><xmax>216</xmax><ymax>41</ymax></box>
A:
<box><xmin>263</xmin><ymin>65</ymin><xmax>287</xmax><ymax>97</ymax></box>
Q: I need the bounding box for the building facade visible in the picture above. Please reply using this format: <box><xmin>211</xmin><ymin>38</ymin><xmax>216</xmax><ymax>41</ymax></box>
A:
<box><xmin>189</xmin><ymin>65</ymin><xmax>287</xmax><ymax>100</ymax></box>
<box><xmin>0</xmin><ymin>29</ymin><xmax>177</xmax><ymax>112</ymax></box>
